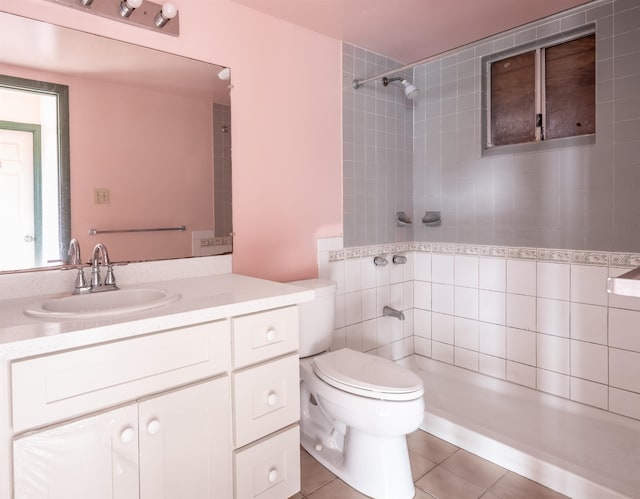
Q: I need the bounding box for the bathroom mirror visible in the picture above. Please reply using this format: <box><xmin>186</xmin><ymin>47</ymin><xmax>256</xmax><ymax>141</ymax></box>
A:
<box><xmin>0</xmin><ymin>10</ymin><xmax>232</xmax><ymax>273</ymax></box>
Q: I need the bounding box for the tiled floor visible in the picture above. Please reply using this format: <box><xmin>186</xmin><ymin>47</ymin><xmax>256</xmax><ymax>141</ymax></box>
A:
<box><xmin>291</xmin><ymin>429</ymin><xmax>569</xmax><ymax>499</ymax></box>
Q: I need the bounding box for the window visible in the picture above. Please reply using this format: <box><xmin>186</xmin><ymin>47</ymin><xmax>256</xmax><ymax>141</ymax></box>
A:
<box><xmin>485</xmin><ymin>30</ymin><xmax>595</xmax><ymax>150</ymax></box>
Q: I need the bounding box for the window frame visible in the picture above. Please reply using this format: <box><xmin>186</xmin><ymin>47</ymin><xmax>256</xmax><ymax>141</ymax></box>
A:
<box><xmin>481</xmin><ymin>24</ymin><xmax>596</xmax><ymax>156</ymax></box>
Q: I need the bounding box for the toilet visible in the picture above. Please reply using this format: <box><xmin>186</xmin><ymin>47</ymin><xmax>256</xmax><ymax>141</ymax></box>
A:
<box><xmin>290</xmin><ymin>278</ymin><xmax>425</xmax><ymax>499</ymax></box>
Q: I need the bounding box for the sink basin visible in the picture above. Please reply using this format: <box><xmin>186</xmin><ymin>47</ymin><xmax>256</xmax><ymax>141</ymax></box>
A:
<box><xmin>24</xmin><ymin>288</ymin><xmax>181</xmax><ymax>319</ymax></box>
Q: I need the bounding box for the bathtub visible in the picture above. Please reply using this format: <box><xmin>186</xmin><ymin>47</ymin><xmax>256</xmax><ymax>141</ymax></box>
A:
<box><xmin>398</xmin><ymin>355</ymin><xmax>640</xmax><ymax>499</ymax></box>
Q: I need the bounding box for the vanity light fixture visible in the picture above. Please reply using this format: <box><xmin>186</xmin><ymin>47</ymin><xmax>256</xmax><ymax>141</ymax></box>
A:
<box><xmin>154</xmin><ymin>2</ymin><xmax>178</xmax><ymax>27</ymax></box>
<box><xmin>46</xmin><ymin>0</ymin><xmax>180</xmax><ymax>36</ymax></box>
<box><xmin>119</xmin><ymin>0</ymin><xmax>143</xmax><ymax>18</ymax></box>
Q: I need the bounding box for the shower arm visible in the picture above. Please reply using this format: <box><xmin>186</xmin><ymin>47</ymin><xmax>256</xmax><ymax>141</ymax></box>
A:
<box><xmin>351</xmin><ymin>40</ymin><xmax>470</xmax><ymax>90</ymax></box>
<box><xmin>382</xmin><ymin>76</ymin><xmax>403</xmax><ymax>86</ymax></box>
<box><xmin>352</xmin><ymin>63</ymin><xmax>419</xmax><ymax>89</ymax></box>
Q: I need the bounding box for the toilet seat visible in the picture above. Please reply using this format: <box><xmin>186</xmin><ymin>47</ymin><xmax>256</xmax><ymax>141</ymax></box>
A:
<box><xmin>311</xmin><ymin>349</ymin><xmax>424</xmax><ymax>401</ymax></box>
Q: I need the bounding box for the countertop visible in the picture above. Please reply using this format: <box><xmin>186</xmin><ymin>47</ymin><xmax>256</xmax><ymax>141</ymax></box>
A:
<box><xmin>0</xmin><ymin>273</ymin><xmax>314</xmax><ymax>360</ymax></box>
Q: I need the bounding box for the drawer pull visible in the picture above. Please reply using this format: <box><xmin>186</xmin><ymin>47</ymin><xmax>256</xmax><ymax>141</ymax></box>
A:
<box><xmin>146</xmin><ymin>419</ymin><xmax>161</xmax><ymax>435</ymax></box>
<box><xmin>265</xmin><ymin>328</ymin><xmax>276</xmax><ymax>342</ymax></box>
<box><xmin>268</xmin><ymin>467</ymin><xmax>278</xmax><ymax>483</ymax></box>
<box><xmin>266</xmin><ymin>391</ymin><xmax>279</xmax><ymax>406</ymax></box>
<box><xmin>120</xmin><ymin>427</ymin><xmax>135</xmax><ymax>444</ymax></box>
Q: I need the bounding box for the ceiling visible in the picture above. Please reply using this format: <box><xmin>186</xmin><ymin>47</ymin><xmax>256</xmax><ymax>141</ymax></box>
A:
<box><xmin>230</xmin><ymin>0</ymin><xmax>595</xmax><ymax>63</ymax></box>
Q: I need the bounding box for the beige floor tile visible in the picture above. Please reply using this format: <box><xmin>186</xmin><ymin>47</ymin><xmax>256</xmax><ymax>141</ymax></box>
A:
<box><xmin>299</xmin><ymin>448</ymin><xmax>336</xmax><ymax>496</ymax></box>
<box><xmin>490</xmin><ymin>471</ymin><xmax>569</xmax><ymax>499</ymax></box>
<box><xmin>407</xmin><ymin>430</ymin><xmax>459</xmax><ymax>464</ymax></box>
<box><xmin>409</xmin><ymin>451</ymin><xmax>437</xmax><ymax>481</ymax></box>
<box><xmin>479</xmin><ymin>492</ymin><xmax>502</xmax><ymax>499</ymax></box>
<box><xmin>288</xmin><ymin>494</ymin><xmax>305</xmax><ymax>499</ymax></box>
<box><xmin>416</xmin><ymin>466</ymin><xmax>486</xmax><ymax>499</ymax></box>
<box><xmin>307</xmin><ymin>479</ymin><xmax>369</xmax><ymax>499</ymax></box>
<box><xmin>440</xmin><ymin>449</ymin><xmax>507</xmax><ymax>489</ymax></box>
<box><xmin>414</xmin><ymin>487</ymin><xmax>438</xmax><ymax>499</ymax></box>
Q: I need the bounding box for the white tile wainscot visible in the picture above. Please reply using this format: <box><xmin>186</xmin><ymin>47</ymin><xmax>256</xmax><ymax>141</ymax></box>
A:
<box><xmin>320</xmin><ymin>242</ymin><xmax>640</xmax><ymax>421</ymax></box>
<box><xmin>319</xmin><ymin>240</ymin><xmax>640</xmax><ymax>497</ymax></box>
<box><xmin>0</xmin><ymin>272</ymin><xmax>314</xmax><ymax>499</ymax></box>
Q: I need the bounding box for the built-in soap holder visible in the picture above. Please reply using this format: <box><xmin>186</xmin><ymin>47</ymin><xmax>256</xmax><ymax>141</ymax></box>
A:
<box><xmin>422</xmin><ymin>211</ymin><xmax>442</xmax><ymax>226</ymax></box>
<box><xmin>396</xmin><ymin>211</ymin><xmax>412</xmax><ymax>226</ymax></box>
<box><xmin>373</xmin><ymin>256</ymin><xmax>388</xmax><ymax>266</ymax></box>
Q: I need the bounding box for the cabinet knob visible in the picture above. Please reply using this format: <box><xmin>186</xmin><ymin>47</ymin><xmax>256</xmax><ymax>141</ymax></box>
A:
<box><xmin>267</xmin><ymin>467</ymin><xmax>278</xmax><ymax>483</ymax></box>
<box><xmin>265</xmin><ymin>328</ymin><xmax>276</xmax><ymax>342</ymax></box>
<box><xmin>120</xmin><ymin>427</ymin><xmax>135</xmax><ymax>443</ymax></box>
<box><xmin>266</xmin><ymin>391</ymin><xmax>278</xmax><ymax>406</ymax></box>
<box><xmin>146</xmin><ymin>419</ymin><xmax>161</xmax><ymax>435</ymax></box>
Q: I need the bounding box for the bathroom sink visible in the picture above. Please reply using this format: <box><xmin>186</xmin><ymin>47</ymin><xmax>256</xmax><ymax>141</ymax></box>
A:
<box><xmin>24</xmin><ymin>288</ymin><xmax>181</xmax><ymax>319</ymax></box>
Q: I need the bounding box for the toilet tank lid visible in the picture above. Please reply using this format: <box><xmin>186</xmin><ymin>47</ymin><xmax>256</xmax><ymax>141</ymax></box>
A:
<box><xmin>287</xmin><ymin>278</ymin><xmax>336</xmax><ymax>297</ymax></box>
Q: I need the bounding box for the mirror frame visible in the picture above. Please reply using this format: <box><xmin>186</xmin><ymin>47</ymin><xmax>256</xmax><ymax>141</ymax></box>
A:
<box><xmin>0</xmin><ymin>74</ymin><xmax>70</xmax><ymax>270</ymax></box>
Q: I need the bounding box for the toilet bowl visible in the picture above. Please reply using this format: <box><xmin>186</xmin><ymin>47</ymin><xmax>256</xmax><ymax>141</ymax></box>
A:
<box><xmin>289</xmin><ymin>278</ymin><xmax>425</xmax><ymax>499</ymax></box>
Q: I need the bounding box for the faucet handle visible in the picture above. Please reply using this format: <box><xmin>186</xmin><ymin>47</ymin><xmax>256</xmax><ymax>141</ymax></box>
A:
<box><xmin>104</xmin><ymin>264</ymin><xmax>117</xmax><ymax>287</ymax></box>
<box><xmin>75</xmin><ymin>267</ymin><xmax>88</xmax><ymax>289</ymax></box>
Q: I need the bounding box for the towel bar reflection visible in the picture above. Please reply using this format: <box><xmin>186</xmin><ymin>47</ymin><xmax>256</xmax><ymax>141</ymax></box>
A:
<box><xmin>88</xmin><ymin>225</ymin><xmax>186</xmax><ymax>235</ymax></box>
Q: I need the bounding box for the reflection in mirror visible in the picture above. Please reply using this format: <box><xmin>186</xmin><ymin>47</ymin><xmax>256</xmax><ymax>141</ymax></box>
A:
<box><xmin>0</xmin><ymin>11</ymin><xmax>231</xmax><ymax>273</ymax></box>
<box><xmin>0</xmin><ymin>75</ymin><xmax>70</xmax><ymax>271</ymax></box>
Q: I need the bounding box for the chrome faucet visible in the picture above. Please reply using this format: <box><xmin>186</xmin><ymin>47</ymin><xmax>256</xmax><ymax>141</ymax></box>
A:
<box><xmin>68</xmin><ymin>238</ymin><xmax>90</xmax><ymax>294</ymax></box>
<box><xmin>383</xmin><ymin>306</ymin><xmax>405</xmax><ymax>321</ymax></box>
<box><xmin>90</xmin><ymin>243</ymin><xmax>118</xmax><ymax>291</ymax></box>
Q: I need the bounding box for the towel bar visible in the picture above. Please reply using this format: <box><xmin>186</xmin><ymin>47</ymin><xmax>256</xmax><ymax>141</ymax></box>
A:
<box><xmin>88</xmin><ymin>225</ymin><xmax>186</xmax><ymax>235</ymax></box>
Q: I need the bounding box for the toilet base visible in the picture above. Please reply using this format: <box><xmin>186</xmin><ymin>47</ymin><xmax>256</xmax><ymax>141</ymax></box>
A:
<box><xmin>301</xmin><ymin>426</ymin><xmax>415</xmax><ymax>499</ymax></box>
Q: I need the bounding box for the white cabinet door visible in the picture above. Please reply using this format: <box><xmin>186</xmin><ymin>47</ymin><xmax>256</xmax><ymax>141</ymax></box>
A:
<box><xmin>13</xmin><ymin>404</ymin><xmax>139</xmax><ymax>499</ymax></box>
<box><xmin>138</xmin><ymin>377</ymin><xmax>232</xmax><ymax>499</ymax></box>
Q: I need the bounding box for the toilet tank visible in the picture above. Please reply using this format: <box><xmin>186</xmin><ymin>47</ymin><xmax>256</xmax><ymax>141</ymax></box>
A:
<box><xmin>288</xmin><ymin>278</ymin><xmax>336</xmax><ymax>357</ymax></box>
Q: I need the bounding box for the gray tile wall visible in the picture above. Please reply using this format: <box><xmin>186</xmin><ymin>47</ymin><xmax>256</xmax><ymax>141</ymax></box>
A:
<box><xmin>412</xmin><ymin>0</ymin><xmax>640</xmax><ymax>252</ymax></box>
<box><xmin>343</xmin><ymin>0</ymin><xmax>640</xmax><ymax>253</ymax></box>
<box><xmin>213</xmin><ymin>103</ymin><xmax>232</xmax><ymax>238</ymax></box>
<box><xmin>342</xmin><ymin>44</ymin><xmax>414</xmax><ymax>247</ymax></box>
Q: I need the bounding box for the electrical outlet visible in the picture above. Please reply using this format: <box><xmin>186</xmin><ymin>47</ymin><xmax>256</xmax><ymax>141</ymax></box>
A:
<box><xmin>94</xmin><ymin>188</ymin><xmax>110</xmax><ymax>204</ymax></box>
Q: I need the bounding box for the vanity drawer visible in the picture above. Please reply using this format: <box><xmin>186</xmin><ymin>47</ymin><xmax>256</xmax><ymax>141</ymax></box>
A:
<box><xmin>232</xmin><ymin>306</ymin><xmax>298</xmax><ymax>369</ymax></box>
<box><xmin>232</xmin><ymin>354</ymin><xmax>299</xmax><ymax>448</ymax></box>
<box><xmin>234</xmin><ymin>425</ymin><xmax>300</xmax><ymax>499</ymax></box>
<box><xmin>12</xmin><ymin>320</ymin><xmax>230</xmax><ymax>432</ymax></box>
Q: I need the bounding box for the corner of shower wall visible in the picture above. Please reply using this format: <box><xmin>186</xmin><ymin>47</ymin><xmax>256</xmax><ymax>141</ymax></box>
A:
<box><xmin>342</xmin><ymin>44</ymin><xmax>415</xmax><ymax>249</ymax></box>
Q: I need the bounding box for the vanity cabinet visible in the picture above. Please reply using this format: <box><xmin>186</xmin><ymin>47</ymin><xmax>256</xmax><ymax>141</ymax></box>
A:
<box><xmin>4</xmin><ymin>295</ymin><xmax>306</xmax><ymax>499</ymax></box>
<box><xmin>13</xmin><ymin>378</ymin><xmax>231</xmax><ymax>499</ymax></box>
<box><xmin>14</xmin><ymin>403</ymin><xmax>140</xmax><ymax>498</ymax></box>
<box><xmin>231</xmin><ymin>306</ymin><xmax>301</xmax><ymax>499</ymax></box>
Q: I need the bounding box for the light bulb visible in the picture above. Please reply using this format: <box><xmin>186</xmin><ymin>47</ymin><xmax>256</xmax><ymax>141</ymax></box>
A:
<box><xmin>154</xmin><ymin>2</ymin><xmax>178</xmax><ymax>27</ymax></box>
<box><xmin>162</xmin><ymin>2</ymin><xmax>177</xmax><ymax>19</ymax></box>
<box><xmin>217</xmin><ymin>67</ymin><xmax>231</xmax><ymax>81</ymax></box>
<box><xmin>120</xmin><ymin>0</ymin><xmax>143</xmax><ymax>18</ymax></box>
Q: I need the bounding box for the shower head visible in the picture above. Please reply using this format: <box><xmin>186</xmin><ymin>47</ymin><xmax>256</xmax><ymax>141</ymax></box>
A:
<box><xmin>401</xmin><ymin>79</ymin><xmax>419</xmax><ymax>100</ymax></box>
<box><xmin>382</xmin><ymin>76</ymin><xmax>419</xmax><ymax>100</ymax></box>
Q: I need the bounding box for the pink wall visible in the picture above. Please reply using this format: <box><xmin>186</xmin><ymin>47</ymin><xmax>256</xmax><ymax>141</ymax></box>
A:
<box><xmin>70</xmin><ymin>78</ymin><xmax>214</xmax><ymax>262</ymax></box>
<box><xmin>1</xmin><ymin>0</ymin><xmax>343</xmax><ymax>281</ymax></box>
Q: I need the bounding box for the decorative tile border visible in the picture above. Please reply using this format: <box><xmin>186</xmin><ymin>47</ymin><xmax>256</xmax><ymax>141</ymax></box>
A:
<box><xmin>199</xmin><ymin>236</ymin><xmax>232</xmax><ymax>247</ymax></box>
<box><xmin>537</xmin><ymin>249</ymin><xmax>571</xmax><ymax>263</ymax></box>
<box><xmin>328</xmin><ymin>242</ymin><xmax>640</xmax><ymax>268</ymax></box>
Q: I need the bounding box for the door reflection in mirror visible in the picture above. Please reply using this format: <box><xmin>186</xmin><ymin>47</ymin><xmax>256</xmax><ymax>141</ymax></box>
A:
<box><xmin>0</xmin><ymin>78</ymin><xmax>69</xmax><ymax>271</ymax></box>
